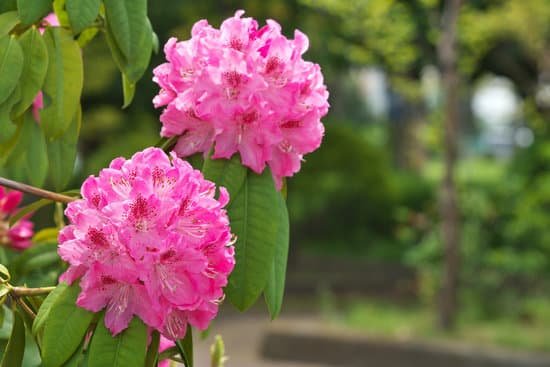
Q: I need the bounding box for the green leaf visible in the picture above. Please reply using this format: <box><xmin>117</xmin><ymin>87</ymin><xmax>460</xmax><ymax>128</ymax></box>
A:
<box><xmin>61</xmin><ymin>340</ymin><xmax>85</xmax><ymax>367</ymax></box>
<box><xmin>0</xmin><ymin>35</ymin><xmax>23</xmax><ymax>105</ymax></box>
<box><xmin>12</xmin><ymin>27</ymin><xmax>48</xmax><ymax>117</ymax></box>
<box><xmin>2</xmin><ymin>111</ymin><xmax>47</xmax><ymax>185</ymax></box>
<box><xmin>32</xmin><ymin>282</ymin><xmax>67</xmax><ymax>338</ymax></box>
<box><xmin>0</xmin><ymin>86</ymin><xmax>21</xmax><ymax>144</ymax></box>
<box><xmin>0</xmin><ymin>311</ymin><xmax>24</xmax><ymax>367</ymax></box>
<box><xmin>225</xmin><ymin>168</ymin><xmax>280</xmax><ymax>311</ymax></box>
<box><xmin>202</xmin><ymin>154</ymin><xmax>247</xmax><ymax>198</ymax></box>
<box><xmin>0</xmin><ymin>11</ymin><xmax>19</xmax><ymax>36</ymax></box>
<box><xmin>0</xmin><ymin>264</ymin><xmax>10</xmax><ymax>283</ymax></box>
<box><xmin>76</xmin><ymin>26</ymin><xmax>98</xmax><ymax>47</ymax></box>
<box><xmin>152</xmin><ymin>28</ymin><xmax>159</xmax><ymax>54</ymax></box>
<box><xmin>103</xmin><ymin>0</ymin><xmax>151</xmax><ymax>85</ymax></box>
<box><xmin>25</xmin><ymin>250</ymin><xmax>59</xmax><ymax>271</ymax></box>
<box><xmin>10</xmin><ymin>242</ymin><xmax>57</xmax><ymax>280</ymax></box>
<box><xmin>124</xmin><ymin>17</ymin><xmax>152</xmax><ymax>83</ymax></box>
<box><xmin>22</xmin><ymin>113</ymin><xmax>49</xmax><ymax>186</ymax></box>
<box><xmin>0</xmin><ymin>0</ymin><xmax>17</xmax><ymax>13</ymax></box>
<box><xmin>0</xmin><ymin>116</ymin><xmax>22</xmax><ymax>165</ymax></box>
<box><xmin>175</xmin><ymin>325</ymin><xmax>193</xmax><ymax>367</ymax></box>
<box><xmin>144</xmin><ymin>331</ymin><xmax>160</xmax><ymax>367</ymax></box>
<box><xmin>47</xmin><ymin>105</ymin><xmax>80</xmax><ymax>190</ymax></box>
<box><xmin>66</xmin><ymin>0</ymin><xmax>100</xmax><ymax>34</ymax></box>
<box><xmin>41</xmin><ymin>283</ymin><xmax>94</xmax><ymax>367</ymax></box>
<box><xmin>9</xmin><ymin>198</ymin><xmax>51</xmax><ymax>226</ymax></box>
<box><xmin>264</xmin><ymin>192</ymin><xmax>290</xmax><ymax>319</ymax></box>
<box><xmin>17</xmin><ymin>0</ymin><xmax>51</xmax><ymax>26</ymax></box>
<box><xmin>121</xmin><ymin>73</ymin><xmax>135</xmax><ymax>108</ymax></box>
<box><xmin>103</xmin><ymin>22</ymin><xmax>126</xmax><ymax>72</ymax></box>
<box><xmin>41</xmin><ymin>27</ymin><xmax>83</xmax><ymax>138</ymax></box>
<box><xmin>52</xmin><ymin>0</ymin><xmax>70</xmax><ymax>28</ymax></box>
<box><xmin>103</xmin><ymin>0</ymin><xmax>146</xmax><ymax>61</ymax></box>
<box><xmin>32</xmin><ymin>227</ymin><xmax>59</xmax><ymax>243</ymax></box>
<box><xmin>88</xmin><ymin>316</ymin><xmax>148</xmax><ymax>367</ymax></box>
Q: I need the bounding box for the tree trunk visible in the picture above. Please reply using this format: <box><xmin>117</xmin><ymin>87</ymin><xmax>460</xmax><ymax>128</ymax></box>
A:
<box><xmin>438</xmin><ymin>0</ymin><xmax>462</xmax><ymax>331</ymax></box>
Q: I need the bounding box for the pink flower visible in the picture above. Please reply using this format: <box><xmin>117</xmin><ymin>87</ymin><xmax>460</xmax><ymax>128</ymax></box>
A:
<box><xmin>0</xmin><ymin>187</ymin><xmax>34</xmax><ymax>250</ymax></box>
<box><xmin>58</xmin><ymin>147</ymin><xmax>235</xmax><ymax>339</ymax></box>
<box><xmin>153</xmin><ymin>10</ymin><xmax>329</xmax><ymax>188</ymax></box>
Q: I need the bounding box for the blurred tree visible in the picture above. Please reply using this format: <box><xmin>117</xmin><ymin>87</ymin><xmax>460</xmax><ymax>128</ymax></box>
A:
<box><xmin>300</xmin><ymin>0</ymin><xmax>550</xmax><ymax>329</ymax></box>
<box><xmin>438</xmin><ymin>0</ymin><xmax>462</xmax><ymax>331</ymax></box>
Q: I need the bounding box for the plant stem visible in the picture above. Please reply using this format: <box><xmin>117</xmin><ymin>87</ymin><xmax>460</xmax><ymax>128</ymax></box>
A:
<box><xmin>0</xmin><ymin>177</ymin><xmax>76</xmax><ymax>204</ymax></box>
<box><xmin>10</xmin><ymin>286</ymin><xmax>56</xmax><ymax>296</ymax></box>
<box><xmin>157</xmin><ymin>136</ymin><xmax>179</xmax><ymax>152</ymax></box>
<box><xmin>13</xmin><ymin>296</ymin><xmax>36</xmax><ymax>320</ymax></box>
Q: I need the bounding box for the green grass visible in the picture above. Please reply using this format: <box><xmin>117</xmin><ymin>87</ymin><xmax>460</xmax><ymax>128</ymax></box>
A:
<box><xmin>332</xmin><ymin>299</ymin><xmax>550</xmax><ymax>353</ymax></box>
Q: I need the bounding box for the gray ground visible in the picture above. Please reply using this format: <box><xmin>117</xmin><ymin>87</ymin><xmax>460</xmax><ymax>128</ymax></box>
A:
<box><xmin>193</xmin><ymin>314</ymin><xmax>329</xmax><ymax>367</ymax></box>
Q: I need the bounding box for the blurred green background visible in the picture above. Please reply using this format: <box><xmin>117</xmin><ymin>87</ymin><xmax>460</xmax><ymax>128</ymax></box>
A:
<box><xmin>41</xmin><ymin>0</ymin><xmax>550</xmax><ymax>353</ymax></box>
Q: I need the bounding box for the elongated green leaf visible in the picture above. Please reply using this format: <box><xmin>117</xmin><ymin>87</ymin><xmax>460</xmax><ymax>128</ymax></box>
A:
<box><xmin>76</xmin><ymin>26</ymin><xmax>98</xmax><ymax>47</ymax></box>
<box><xmin>32</xmin><ymin>282</ymin><xmax>67</xmax><ymax>338</ymax></box>
<box><xmin>0</xmin><ymin>311</ymin><xmax>25</xmax><ymax>367</ymax></box>
<box><xmin>202</xmin><ymin>155</ymin><xmax>247</xmax><ymax>198</ymax></box>
<box><xmin>32</xmin><ymin>227</ymin><xmax>59</xmax><ymax>243</ymax></box>
<box><xmin>62</xmin><ymin>343</ymin><xmax>85</xmax><ymax>367</ymax></box>
<box><xmin>103</xmin><ymin>22</ymin><xmax>126</xmax><ymax>71</ymax></box>
<box><xmin>264</xmin><ymin>192</ymin><xmax>290</xmax><ymax>319</ymax></box>
<box><xmin>52</xmin><ymin>0</ymin><xmax>70</xmax><ymax>27</ymax></box>
<box><xmin>88</xmin><ymin>316</ymin><xmax>148</xmax><ymax>367</ymax></box>
<box><xmin>124</xmin><ymin>17</ymin><xmax>152</xmax><ymax>83</ymax></box>
<box><xmin>121</xmin><ymin>73</ymin><xmax>135</xmax><ymax>108</ymax></box>
<box><xmin>25</xmin><ymin>251</ymin><xmax>59</xmax><ymax>271</ymax></box>
<box><xmin>145</xmin><ymin>331</ymin><xmax>160</xmax><ymax>367</ymax></box>
<box><xmin>103</xmin><ymin>0</ymin><xmax>152</xmax><ymax>87</ymax></box>
<box><xmin>103</xmin><ymin>0</ymin><xmax>146</xmax><ymax>61</ymax></box>
<box><xmin>42</xmin><ymin>283</ymin><xmax>94</xmax><ymax>367</ymax></box>
<box><xmin>175</xmin><ymin>325</ymin><xmax>193</xmax><ymax>367</ymax></box>
<box><xmin>0</xmin><ymin>35</ymin><xmax>23</xmax><ymax>105</ymax></box>
<box><xmin>225</xmin><ymin>168</ymin><xmax>280</xmax><ymax>311</ymax></box>
<box><xmin>47</xmin><ymin>105</ymin><xmax>80</xmax><ymax>190</ymax></box>
<box><xmin>41</xmin><ymin>27</ymin><xmax>83</xmax><ymax>138</ymax></box>
<box><xmin>17</xmin><ymin>0</ymin><xmax>51</xmax><ymax>26</ymax></box>
<box><xmin>13</xmin><ymin>27</ymin><xmax>48</xmax><ymax>117</ymax></box>
<box><xmin>0</xmin><ymin>86</ymin><xmax>21</xmax><ymax>144</ymax></box>
<box><xmin>22</xmin><ymin>113</ymin><xmax>49</xmax><ymax>186</ymax></box>
<box><xmin>152</xmin><ymin>28</ymin><xmax>159</xmax><ymax>54</ymax></box>
<box><xmin>9</xmin><ymin>198</ymin><xmax>51</xmax><ymax>226</ymax></box>
<box><xmin>0</xmin><ymin>0</ymin><xmax>17</xmax><ymax>13</ymax></box>
<box><xmin>10</xmin><ymin>242</ymin><xmax>57</xmax><ymax>280</ymax></box>
<box><xmin>66</xmin><ymin>0</ymin><xmax>100</xmax><ymax>34</ymax></box>
<box><xmin>0</xmin><ymin>11</ymin><xmax>19</xmax><ymax>36</ymax></box>
<box><xmin>0</xmin><ymin>116</ymin><xmax>22</xmax><ymax>165</ymax></box>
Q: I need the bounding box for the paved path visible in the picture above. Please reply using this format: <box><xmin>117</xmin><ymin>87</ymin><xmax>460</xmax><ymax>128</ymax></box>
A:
<box><xmin>193</xmin><ymin>313</ymin><xmax>329</xmax><ymax>367</ymax></box>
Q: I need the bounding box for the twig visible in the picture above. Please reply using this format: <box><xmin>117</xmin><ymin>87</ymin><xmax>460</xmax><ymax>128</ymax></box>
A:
<box><xmin>13</xmin><ymin>296</ymin><xmax>36</xmax><ymax>320</ymax></box>
<box><xmin>10</xmin><ymin>286</ymin><xmax>56</xmax><ymax>296</ymax></box>
<box><xmin>0</xmin><ymin>177</ymin><xmax>76</xmax><ymax>204</ymax></box>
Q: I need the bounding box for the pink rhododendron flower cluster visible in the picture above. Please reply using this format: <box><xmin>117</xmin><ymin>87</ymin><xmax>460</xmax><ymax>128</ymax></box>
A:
<box><xmin>153</xmin><ymin>10</ymin><xmax>329</xmax><ymax>188</ymax></box>
<box><xmin>58</xmin><ymin>147</ymin><xmax>235</xmax><ymax>339</ymax></box>
<box><xmin>0</xmin><ymin>188</ymin><xmax>33</xmax><ymax>250</ymax></box>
